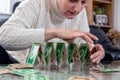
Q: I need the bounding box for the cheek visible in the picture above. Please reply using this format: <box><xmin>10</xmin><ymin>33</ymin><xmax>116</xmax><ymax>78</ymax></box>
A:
<box><xmin>58</xmin><ymin>1</ymin><xmax>67</xmax><ymax>13</ymax></box>
<box><xmin>60</xmin><ymin>4</ymin><xmax>69</xmax><ymax>13</ymax></box>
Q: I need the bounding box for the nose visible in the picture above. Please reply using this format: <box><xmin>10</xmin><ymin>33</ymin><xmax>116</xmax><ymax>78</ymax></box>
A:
<box><xmin>72</xmin><ymin>3</ymin><xmax>86</xmax><ymax>12</ymax></box>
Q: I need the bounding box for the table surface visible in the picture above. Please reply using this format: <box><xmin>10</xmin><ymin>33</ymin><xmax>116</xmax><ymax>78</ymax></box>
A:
<box><xmin>0</xmin><ymin>61</ymin><xmax>120</xmax><ymax>80</ymax></box>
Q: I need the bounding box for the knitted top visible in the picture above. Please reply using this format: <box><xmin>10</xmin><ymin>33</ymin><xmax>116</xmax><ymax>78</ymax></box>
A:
<box><xmin>0</xmin><ymin>0</ymin><xmax>89</xmax><ymax>50</ymax></box>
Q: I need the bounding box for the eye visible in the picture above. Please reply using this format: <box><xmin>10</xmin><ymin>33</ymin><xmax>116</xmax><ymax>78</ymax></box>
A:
<box><xmin>69</xmin><ymin>0</ymin><xmax>86</xmax><ymax>3</ymax></box>
<box><xmin>70</xmin><ymin>0</ymin><xmax>78</xmax><ymax>2</ymax></box>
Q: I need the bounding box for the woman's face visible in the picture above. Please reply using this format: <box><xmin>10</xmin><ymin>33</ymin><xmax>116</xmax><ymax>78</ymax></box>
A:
<box><xmin>57</xmin><ymin>0</ymin><xmax>86</xmax><ymax>19</ymax></box>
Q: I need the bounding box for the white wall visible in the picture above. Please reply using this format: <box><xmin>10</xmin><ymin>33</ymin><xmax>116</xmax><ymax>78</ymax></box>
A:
<box><xmin>113</xmin><ymin>0</ymin><xmax>120</xmax><ymax>31</ymax></box>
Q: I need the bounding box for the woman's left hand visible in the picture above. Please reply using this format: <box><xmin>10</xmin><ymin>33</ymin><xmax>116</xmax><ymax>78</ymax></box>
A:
<box><xmin>89</xmin><ymin>44</ymin><xmax>105</xmax><ymax>64</ymax></box>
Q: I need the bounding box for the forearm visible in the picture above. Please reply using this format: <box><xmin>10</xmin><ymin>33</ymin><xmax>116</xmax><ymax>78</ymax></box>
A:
<box><xmin>0</xmin><ymin>26</ymin><xmax>45</xmax><ymax>50</ymax></box>
<box><xmin>45</xmin><ymin>28</ymin><xmax>57</xmax><ymax>41</ymax></box>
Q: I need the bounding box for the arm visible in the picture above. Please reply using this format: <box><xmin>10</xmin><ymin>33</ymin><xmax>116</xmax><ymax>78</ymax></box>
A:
<box><xmin>45</xmin><ymin>28</ymin><xmax>98</xmax><ymax>44</ymax></box>
<box><xmin>0</xmin><ymin>0</ymin><xmax>44</xmax><ymax>50</ymax></box>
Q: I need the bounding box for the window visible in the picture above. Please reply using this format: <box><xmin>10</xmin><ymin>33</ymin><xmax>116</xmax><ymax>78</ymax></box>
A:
<box><xmin>0</xmin><ymin>0</ymin><xmax>10</xmax><ymax>14</ymax></box>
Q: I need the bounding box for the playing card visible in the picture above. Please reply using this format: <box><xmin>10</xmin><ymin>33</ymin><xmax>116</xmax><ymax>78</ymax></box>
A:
<box><xmin>59</xmin><ymin>43</ymin><xmax>69</xmax><ymax>69</ymax></box>
<box><xmin>37</xmin><ymin>46</ymin><xmax>46</xmax><ymax>70</ymax></box>
<box><xmin>56</xmin><ymin>43</ymin><xmax>65</xmax><ymax>66</ymax></box>
<box><xmin>79</xmin><ymin>43</ymin><xmax>88</xmax><ymax>63</ymax></box>
<box><xmin>26</xmin><ymin>43</ymin><xmax>41</xmax><ymax>66</ymax></box>
<box><xmin>68</xmin><ymin>43</ymin><xmax>76</xmax><ymax>64</ymax></box>
<box><xmin>24</xmin><ymin>74</ymin><xmax>50</xmax><ymax>80</ymax></box>
<box><xmin>44</xmin><ymin>42</ymin><xmax>57</xmax><ymax>70</ymax></box>
<box><xmin>91</xmin><ymin>67</ymin><xmax>120</xmax><ymax>73</ymax></box>
<box><xmin>0</xmin><ymin>66</ymin><xmax>10</xmax><ymax>74</ymax></box>
<box><xmin>9</xmin><ymin>64</ymin><xmax>34</xmax><ymax>69</ymax></box>
<box><xmin>10</xmin><ymin>69</ymin><xmax>40</xmax><ymax>76</ymax></box>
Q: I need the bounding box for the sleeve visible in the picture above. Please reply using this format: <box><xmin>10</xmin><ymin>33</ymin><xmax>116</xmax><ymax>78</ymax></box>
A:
<box><xmin>0</xmin><ymin>0</ymin><xmax>45</xmax><ymax>50</ymax></box>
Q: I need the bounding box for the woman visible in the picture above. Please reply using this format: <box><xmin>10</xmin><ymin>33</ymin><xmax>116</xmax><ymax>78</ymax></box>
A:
<box><xmin>0</xmin><ymin>0</ymin><xmax>104</xmax><ymax>64</ymax></box>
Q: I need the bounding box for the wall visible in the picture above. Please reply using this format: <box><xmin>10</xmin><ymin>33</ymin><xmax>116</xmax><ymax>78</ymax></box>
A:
<box><xmin>113</xmin><ymin>0</ymin><xmax>120</xmax><ymax>31</ymax></box>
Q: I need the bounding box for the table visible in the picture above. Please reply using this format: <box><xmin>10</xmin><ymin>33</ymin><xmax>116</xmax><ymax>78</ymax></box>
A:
<box><xmin>0</xmin><ymin>61</ymin><xmax>120</xmax><ymax>80</ymax></box>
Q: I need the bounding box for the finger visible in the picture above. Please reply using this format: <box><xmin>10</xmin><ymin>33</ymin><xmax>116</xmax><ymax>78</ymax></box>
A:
<box><xmin>95</xmin><ymin>44</ymin><xmax>105</xmax><ymax>59</ymax></box>
<box><xmin>91</xmin><ymin>55</ymin><xmax>101</xmax><ymax>64</ymax></box>
<box><xmin>90</xmin><ymin>51</ymin><xmax>99</xmax><ymax>60</ymax></box>
<box><xmin>91</xmin><ymin>50</ymin><xmax>104</xmax><ymax>64</ymax></box>
<box><xmin>95</xmin><ymin>44</ymin><xmax>104</xmax><ymax>51</ymax></box>
<box><xmin>86</xmin><ymin>32</ymin><xmax>98</xmax><ymax>41</ymax></box>
<box><xmin>71</xmin><ymin>31</ymin><xmax>98</xmax><ymax>46</ymax></box>
<box><xmin>81</xmin><ymin>33</ymin><xmax>94</xmax><ymax>44</ymax></box>
<box><xmin>73</xmin><ymin>31</ymin><xmax>97</xmax><ymax>44</ymax></box>
<box><xmin>70</xmin><ymin>32</ymin><xmax>93</xmax><ymax>44</ymax></box>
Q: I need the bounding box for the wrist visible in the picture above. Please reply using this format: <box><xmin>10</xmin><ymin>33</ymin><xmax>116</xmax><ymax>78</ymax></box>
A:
<box><xmin>45</xmin><ymin>28</ymin><xmax>57</xmax><ymax>41</ymax></box>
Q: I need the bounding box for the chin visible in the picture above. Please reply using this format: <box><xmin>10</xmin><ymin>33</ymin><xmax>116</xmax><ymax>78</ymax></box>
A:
<box><xmin>66</xmin><ymin>16</ymin><xmax>75</xmax><ymax>19</ymax></box>
<box><xmin>64</xmin><ymin>14</ymin><xmax>77</xmax><ymax>19</ymax></box>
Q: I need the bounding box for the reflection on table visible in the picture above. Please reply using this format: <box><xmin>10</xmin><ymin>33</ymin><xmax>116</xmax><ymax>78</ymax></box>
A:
<box><xmin>0</xmin><ymin>61</ymin><xmax>120</xmax><ymax>80</ymax></box>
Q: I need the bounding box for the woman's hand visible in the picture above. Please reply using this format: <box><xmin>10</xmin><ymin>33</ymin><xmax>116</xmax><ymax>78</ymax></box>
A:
<box><xmin>45</xmin><ymin>28</ymin><xmax>98</xmax><ymax>44</ymax></box>
<box><xmin>88</xmin><ymin>44</ymin><xmax>105</xmax><ymax>64</ymax></box>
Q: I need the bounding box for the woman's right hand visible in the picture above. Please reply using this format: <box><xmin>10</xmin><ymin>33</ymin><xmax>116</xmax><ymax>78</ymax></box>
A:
<box><xmin>45</xmin><ymin>28</ymin><xmax>98</xmax><ymax>44</ymax></box>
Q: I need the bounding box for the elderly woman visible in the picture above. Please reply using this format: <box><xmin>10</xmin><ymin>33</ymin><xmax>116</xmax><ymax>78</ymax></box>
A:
<box><xmin>0</xmin><ymin>0</ymin><xmax>104</xmax><ymax>64</ymax></box>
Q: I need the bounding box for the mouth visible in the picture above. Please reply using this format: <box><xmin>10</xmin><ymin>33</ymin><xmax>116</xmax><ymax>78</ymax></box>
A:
<box><xmin>66</xmin><ymin>11</ymin><xmax>77</xmax><ymax>16</ymax></box>
<box><xmin>64</xmin><ymin>11</ymin><xmax>78</xmax><ymax>19</ymax></box>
